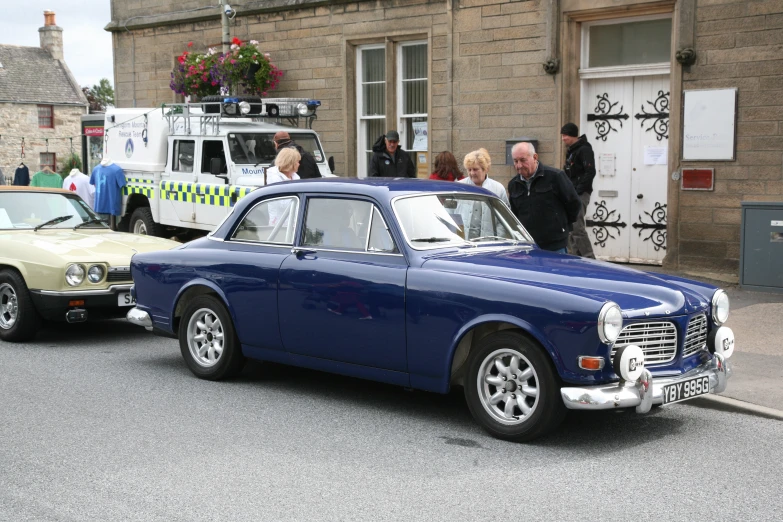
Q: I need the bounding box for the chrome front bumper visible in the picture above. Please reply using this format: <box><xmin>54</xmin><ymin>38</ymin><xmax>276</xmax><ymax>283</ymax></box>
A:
<box><xmin>560</xmin><ymin>353</ymin><xmax>730</xmax><ymax>414</ymax></box>
<box><xmin>126</xmin><ymin>307</ymin><xmax>153</xmax><ymax>330</ymax></box>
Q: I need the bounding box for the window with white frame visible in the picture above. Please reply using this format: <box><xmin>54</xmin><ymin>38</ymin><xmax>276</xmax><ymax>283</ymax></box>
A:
<box><xmin>582</xmin><ymin>16</ymin><xmax>672</xmax><ymax>72</ymax></box>
<box><xmin>397</xmin><ymin>42</ymin><xmax>428</xmax><ymax>153</ymax></box>
<box><xmin>357</xmin><ymin>45</ymin><xmax>386</xmax><ymax>177</ymax></box>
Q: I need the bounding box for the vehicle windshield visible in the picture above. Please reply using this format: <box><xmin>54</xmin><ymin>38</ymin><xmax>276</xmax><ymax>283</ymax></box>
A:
<box><xmin>0</xmin><ymin>191</ymin><xmax>106</xmax><ymax>230</ymax></box>
<box><xmin>393</xmin><ymin>193</ymin><xmax>534</xmax><ymax>249</ymax></box>
<box><xmin>227</xmin><ymin>132</ymin><xmax>324</xmax><ymax>165</ymax></box>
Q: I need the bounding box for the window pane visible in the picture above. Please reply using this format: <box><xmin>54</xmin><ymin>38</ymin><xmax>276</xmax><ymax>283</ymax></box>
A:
<box><xmin>403</xmin><ymin>79</ymin><xmax>427</xmax><ymax>115</ymax></box>
<box><xmin>232</xmin><ymin>196</ymin><xmax>298</xmax><ymax>244</ymax></box>
<box><xmin>402</xmin><ymin>44</ymin><xmax>426</xmax><ymax>80</ymax></box>
<box><xmin>303</xmin><ymin>198</ymin><xmax>372</xmax><ymax>251</ymax></box>
<box><xmin>362</xmin><ymin>83</ymin><xmax>385</xmax><ymax>116</ymax></box>
<box><xmin>368</xmin><ymin>207</ymin><xmax>398</xmax><ymax>253</ymax></box>
<box><xmin>589</xmin><ymin>19</ymin><xmax>672</xmax><ymax>67</ymax></box>
<box><xmin>362</xmin><ymin>48</ymin><xmax>385</xmax><ymax>82</ymax></box>
<box><xmin>173</xmin><ymin>141</ymin><xmax>195</xmax><ymax>172</ymax></box>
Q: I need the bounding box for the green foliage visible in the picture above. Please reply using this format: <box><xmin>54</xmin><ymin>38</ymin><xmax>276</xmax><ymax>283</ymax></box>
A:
<box><xmin>82</xmin><ymin>78</ymin><xmax>115</xmax><ymax>112</ymax></box>
<box><xmin>59</xmin><ymin>153</ymin><xmax>82</xmax><ymax>179</ymax></box>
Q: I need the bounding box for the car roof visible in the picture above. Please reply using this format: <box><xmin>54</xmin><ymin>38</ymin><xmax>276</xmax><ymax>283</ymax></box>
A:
<box><xmin>0</xmin><ymin>186</ymin><xmax>71</xmax><ymax>194</ymax></box>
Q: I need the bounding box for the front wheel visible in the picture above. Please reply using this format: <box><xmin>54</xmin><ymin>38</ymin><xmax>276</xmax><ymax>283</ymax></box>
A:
<box><xmin>129</xmin><ymin>207</ymin><xmax>163</xmax><ymax>237</ymax></box>
<box><xmin>178</xmin><ymin>295</ymin><xmax>245</xmax><ymax>380</ymax></box>
<box><xmin>0</xmin><ymin>270</ymin><xmax>40</xmax><ymax>342</ymax></box>
<box><xmin>464</xmin><ymin>331</ymin><xmax>566</xmax><ymax>442</ymax></box>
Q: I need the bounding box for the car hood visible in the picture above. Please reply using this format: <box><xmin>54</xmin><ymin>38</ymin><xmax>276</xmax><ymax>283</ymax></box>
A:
<box><xmin>1</xmin><ymin>229</ymin><xmax>179</xmax><ymax>265</ymax></box>
<box><xmin>421</xmin><ymin>247</ymin><xmax>714</xmax><ymax>318</ymax></box>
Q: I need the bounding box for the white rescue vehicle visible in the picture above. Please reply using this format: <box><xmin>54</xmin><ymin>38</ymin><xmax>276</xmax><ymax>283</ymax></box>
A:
<box><xmin>104</xmin><ymin>98</ymin><xmax>334</xmax><ymax>236</ymax></box>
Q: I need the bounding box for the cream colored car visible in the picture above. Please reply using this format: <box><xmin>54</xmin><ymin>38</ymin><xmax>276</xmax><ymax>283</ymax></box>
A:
<box><xmin>0</xmin><ymin>187</ymin><xmax>179</xmax><ymax>342</ymax></box>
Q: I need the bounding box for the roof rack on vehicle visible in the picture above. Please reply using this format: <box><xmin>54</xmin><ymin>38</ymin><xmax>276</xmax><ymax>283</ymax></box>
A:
<box><xmin>161</xmin><ymin>97</ymin><xmax>321</xmax><ymax>135</ymax></box>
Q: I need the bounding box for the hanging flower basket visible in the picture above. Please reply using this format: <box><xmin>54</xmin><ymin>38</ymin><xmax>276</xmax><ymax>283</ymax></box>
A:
<box><xmin>169</xmin><ymin>42</ymin><xmax>223</xmax><ymax>99</ymax></box>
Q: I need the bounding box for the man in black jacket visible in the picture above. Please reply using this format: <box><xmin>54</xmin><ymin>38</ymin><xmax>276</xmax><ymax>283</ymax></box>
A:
<box><xmin>508</xmin><ymin>142</ymin><xmax>581</xmax><ymax>253</ymax></box>
<box><xmin>273</xmin><ymin>131</ymin><xmax>321</xmax><ymax>179</ymax></box>
<box><xmin>368</xmin><ymin>130</ymin><xmax>416</xmax><ymax>178</ymax></box>
<box><xmin>561</xmin><ymin>123</ymin><xmax>596</xmax><ymax>258</ymax></box>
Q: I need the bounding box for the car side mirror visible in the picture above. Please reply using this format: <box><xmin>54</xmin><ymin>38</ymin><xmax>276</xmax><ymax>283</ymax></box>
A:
<box><xmin>328</xmin><ymin>156</ymin><xmax>335</xmax><ymax>174</ymax></box>
<box><xmin>210</xmin><ymin>158</ymin><xmax>222</xmax><ymax>175</ymax></box>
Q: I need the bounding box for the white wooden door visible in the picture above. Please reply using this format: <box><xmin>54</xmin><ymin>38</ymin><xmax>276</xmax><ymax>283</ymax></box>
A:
<box><xmin>581</xmin><ymin>74</ymin><xmax>669</xmax><ymax>264</ymax></box>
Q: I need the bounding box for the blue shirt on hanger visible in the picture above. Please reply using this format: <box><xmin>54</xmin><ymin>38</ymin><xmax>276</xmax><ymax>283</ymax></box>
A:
<box><xmin>90</xmin><ymin>163</ymin><xmax>126</xmax><ymax>216</ymax></box>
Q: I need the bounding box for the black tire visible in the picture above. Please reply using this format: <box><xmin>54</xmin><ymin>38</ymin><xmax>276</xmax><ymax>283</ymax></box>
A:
<box><xmin>464</xmin><ymin>331</ymin><xmax>566</xmax><ymax>442</ymax></box>
<box><xmin>178</xmin><ymin>295</ymin><xmax>245</xmax><ymax>380</ymax></box>
<box><xmin>0</xmin><ymin>269</ymin><xmax>40</xmax><ymax>343</ymax></box>
<box><xmin>266</xmin><ymin>104</ymin><xmax>279</xmax><ymax>117</ymax></box>
<box><xmin>129</xmin><ymin>207</ymin><xmax>164</xmax><ymax>237</ymax></box>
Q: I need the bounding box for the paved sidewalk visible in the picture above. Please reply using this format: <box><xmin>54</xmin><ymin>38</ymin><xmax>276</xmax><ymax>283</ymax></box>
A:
<box><xmin>632</xmin><ymin>264</ymin><xmax>783</xmax><ymax>419</ymax></box>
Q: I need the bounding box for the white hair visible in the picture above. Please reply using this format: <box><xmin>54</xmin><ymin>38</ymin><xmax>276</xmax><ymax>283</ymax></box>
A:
<box><xmin>512</xmin><ymin>142</ymin><xmax>536</xmax><ymax>156</ymax></box>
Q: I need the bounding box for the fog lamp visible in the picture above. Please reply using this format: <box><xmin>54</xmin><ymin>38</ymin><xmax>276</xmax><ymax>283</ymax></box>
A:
<box><xmin>613</xmin><ymin>345</ymin><xmax>645</xmax><ymax>382</ymax></box>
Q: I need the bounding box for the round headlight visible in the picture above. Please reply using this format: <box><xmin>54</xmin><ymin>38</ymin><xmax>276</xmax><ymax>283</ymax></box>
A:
<box><xmin>238</xmin><ymin>101</ymin><xmax>251</xmax><ymax>115</ymax></box>
<box><xmin>65</xmin><ymin>264</ymin><xmax>85</xmax><ymax>286</ymax></box>
<box><xmin>297</xmin><ymin>102</ymin><xmax>310</xmax><ymax>116</ymax></box>
<box><xmin>712</xmin><ymin>289</ymin><xmax>730</xmax><ymax>325</ymax></box>
<box><xmin>87</xmin><ymin>264</ymin><xmax>105</xmax><ymax>283</ymax></box>
<box><xmin>598</xmin><ymin>301</ymin><xmax>623</xmax><ymax>344</ymax></box>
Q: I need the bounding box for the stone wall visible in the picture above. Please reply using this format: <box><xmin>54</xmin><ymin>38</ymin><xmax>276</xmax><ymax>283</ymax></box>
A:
<box><xmin>678</xmin><ymin>0</ymin><xmax>783</xmax><ymax>274</ymax></box>
<box><xmin>0</xmin><ymin>103</ymin><xmax>86</xmax><ymax>183</ymax></box>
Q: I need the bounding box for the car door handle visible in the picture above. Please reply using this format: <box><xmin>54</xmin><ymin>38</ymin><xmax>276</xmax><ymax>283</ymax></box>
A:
<box><xmin>291</xmin><ymin>247</ymin><xmax>316</xmax><ymax>258</ymax></box>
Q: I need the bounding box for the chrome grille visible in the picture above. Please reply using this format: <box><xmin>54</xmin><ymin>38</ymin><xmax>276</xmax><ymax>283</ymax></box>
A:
<box><xmin>683</xmin><ymin>314</ymin><xmax>708</xmax><ymax>357</ymax></box>
<box><xmin>107</xmin><ymin>267</ymin><xmax>132</xmax><ymax>283</ymax></box>
<box><xmin>611</xmin><ymin>321</ymin><xmax>677</xmax><ymax>365</ymax></box>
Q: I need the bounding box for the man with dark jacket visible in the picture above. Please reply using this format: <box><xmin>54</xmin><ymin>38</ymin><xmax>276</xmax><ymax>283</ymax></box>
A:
<box><xmin>273</xmin><ymin>131</ymin><xmax>321</xmax><ymax>179</ymax></box>
<box><xmin>561</xmin><ymin>123</ymin><xmax>596</xmax><ymax>258</ymax></box>
<box><xmin>508</xmin><ymin>142</ymin><xmax>581</xmax><ymax>253</ymax></box>
<box><xmin>368</xmin><ymin>130</ymin><xmax>416</xmax><ymax>178</ymax></box>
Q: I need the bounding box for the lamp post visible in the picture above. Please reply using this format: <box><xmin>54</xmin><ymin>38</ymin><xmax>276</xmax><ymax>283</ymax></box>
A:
<box><xmin>220</xmin><ymin>0</ymin><xmax>231</xmax><ymax>55</ymax></box>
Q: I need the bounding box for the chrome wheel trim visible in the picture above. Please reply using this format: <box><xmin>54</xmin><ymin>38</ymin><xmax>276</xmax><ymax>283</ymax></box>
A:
<box><xmin>133</xmin><ymin>219</ymin><xmax>148</xmax><ymax>235</ymax></box>
<box><xmin>186</xmin><ymin>308</ymin><xmax>225</xmax><ymax>368</ymax></box>
<box><xmin>0</xmin><ymin>283</ymin><xmax>19</xmax><ymax>330</ymax></box>
<box><xmin>477</xmin><ymin>348</ymin><xmax>540</xmax><ymax>426</ymax></box>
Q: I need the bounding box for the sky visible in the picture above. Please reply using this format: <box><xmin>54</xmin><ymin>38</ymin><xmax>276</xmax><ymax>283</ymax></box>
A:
<box><xmin>0</xmin><ymin>0</ymin><xmax>113</xmax><ymax>89</ymax></box>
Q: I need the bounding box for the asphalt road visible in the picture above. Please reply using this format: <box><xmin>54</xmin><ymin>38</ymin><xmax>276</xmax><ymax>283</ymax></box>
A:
<box><xmin>2</xmin><ymin>320</ymin><xmax>782</xmax><ymax>521</ymax></box>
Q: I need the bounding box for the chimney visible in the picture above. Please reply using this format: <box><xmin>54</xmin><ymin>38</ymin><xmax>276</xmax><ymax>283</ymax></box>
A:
<box><xmin>39</xmin><ymin>10</ymin><xmax>64</xmax><ymax>61</ymax></box>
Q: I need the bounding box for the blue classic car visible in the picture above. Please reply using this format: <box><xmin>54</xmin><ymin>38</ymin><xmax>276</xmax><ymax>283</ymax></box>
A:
<box><xmin>126</xmin><ymin>179</ymin><xmax>734</xmax><ymax>441</ymax></box>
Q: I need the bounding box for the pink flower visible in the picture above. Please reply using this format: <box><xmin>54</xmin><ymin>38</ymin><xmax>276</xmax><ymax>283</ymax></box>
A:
<box><xmin>187</xmin><ymin>41</ymin><xmax>193</xmax><ymax>47</ymax></box>
<box><xmin>230</xmin><ymin>59</ymin><xmax>236</xmax><ymax>64</ymax></box>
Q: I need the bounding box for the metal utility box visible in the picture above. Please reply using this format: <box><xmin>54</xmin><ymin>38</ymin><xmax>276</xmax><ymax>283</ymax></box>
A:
<box><xmin>740</xmin><ymin>202</ymin><xmax>783</xmax><ymax>293</ymax></box>
<box><xmin>505</xmin><ymin>138</ymin><xmax>539</xmax><ymax>165</ymax></box>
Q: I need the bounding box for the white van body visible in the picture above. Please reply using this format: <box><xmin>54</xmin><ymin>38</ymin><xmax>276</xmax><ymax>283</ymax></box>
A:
<box><xmin>103</xmin><ymin>104</ymin><xmax>333</xmax><ymax>235</ymax></box>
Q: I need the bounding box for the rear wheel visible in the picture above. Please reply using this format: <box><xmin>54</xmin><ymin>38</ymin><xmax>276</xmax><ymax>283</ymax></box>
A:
<box><xmin>129</xmin><ymin>207</ymin><xmax>163</xmax><ymax>237</ymax></box>
<box><xmin>464</xmin><ymin>331</ymin><xmax>566</xmax><ymax>442</ymax></box>
<box><xmin>0</xmin><ymin>270</ymin><xmax>40</xmax><ymax>342</ymax></box>
<box><xmin>178</xmin><ymin>295</ymin><xmax>246</xmax><ymax>380</ymax></box>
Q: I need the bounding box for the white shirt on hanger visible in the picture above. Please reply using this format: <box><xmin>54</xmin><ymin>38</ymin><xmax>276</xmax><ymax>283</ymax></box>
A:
<box><xmin>63</xmin><ymin>169</ymin><xmax>96</xmax><ymax>209</ymax></box>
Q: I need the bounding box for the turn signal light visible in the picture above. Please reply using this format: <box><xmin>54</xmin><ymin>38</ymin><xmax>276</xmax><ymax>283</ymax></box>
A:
<box><xmin>578</xmin><ymin>356</ymin><xmax>605</xmax><ymax>371</ymax></box>
<box><xmin>68</xmin><ymin>300</ymin><xmax>85</xmax><ymax>306</ymax></box>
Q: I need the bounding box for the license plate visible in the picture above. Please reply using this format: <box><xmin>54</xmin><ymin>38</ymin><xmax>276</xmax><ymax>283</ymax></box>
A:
<box><xmin>118</xmin><ymin>292</ymin><xmax>136</xmax><ymax>307</ymax></box>
<box><xmin>662</xmin><ymin>376</ymin><xmax>710</xmax><ymax>404</ymax></box>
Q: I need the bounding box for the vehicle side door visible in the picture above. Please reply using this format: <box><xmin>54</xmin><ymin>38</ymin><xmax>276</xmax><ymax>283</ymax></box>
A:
<box><xmin>277</xmin><ymin>196</ymin><xmax>408</xmax><ymax>372</ymax></box>
<box><xmin>160</xmin><ymin>137</ymin><xmax>196</xmax><ymax>224</ymax></box>
<box><xmin>196</xmin><ymin>139</ymin><xmax>231</xmax><ymax>227</ymax></box>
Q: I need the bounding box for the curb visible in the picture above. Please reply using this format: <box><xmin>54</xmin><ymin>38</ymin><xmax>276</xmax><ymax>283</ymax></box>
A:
<box><xmin>685</xmin><ymin>394</ymin><xmax>783</xmax><ymax>421</ymax></box>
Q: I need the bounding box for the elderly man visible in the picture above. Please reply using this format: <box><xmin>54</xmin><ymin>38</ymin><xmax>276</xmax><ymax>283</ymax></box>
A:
<box><xmin>273</xmin><ymin>131</ymin><xmax>320</xmax><ymax>179</ymax></box>
<box><xmin>508</xmin><ymin>142</ymin><xmax>581</xmax><ymax>253</ymax></box>
<box><xmin>368</xmin><ymin>130</ymin><xmax>416</xmax><ymax>178</ymax></box>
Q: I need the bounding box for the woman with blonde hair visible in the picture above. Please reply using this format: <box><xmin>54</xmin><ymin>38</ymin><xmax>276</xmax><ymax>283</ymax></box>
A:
<box><xmin>267</xmin><ymin>147</ymin><xmax>301</xmax><ymax>184</ymax></box>
<box><xmin>459</xmin><ymin>148</ymin><xmax>509</xmax><ymax>206</ymax></box>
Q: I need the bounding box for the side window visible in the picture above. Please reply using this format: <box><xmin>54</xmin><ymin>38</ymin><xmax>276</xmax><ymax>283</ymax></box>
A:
<box><xmin>173</xmin><ymin>140</ymin><xmax>195</xmax><ymax>172</ymax></box>
<box><xmin>231</xmin><ymin>196</ymin><xmax>299</xmax><ymax>244</ymax></box>
<box><xmin>201</xmin><ymin>141</ymin><xmax>227</xmax><ymax>174</ymax></box>
<box><xmin>368</xmin><ymin>207</ymin><xmax>398</xmax><ymax>253</ymax></box>
<box><xmin>303</xmin><ymin>198</ymin><xmax>373</xmax><ymax>251</ymax></box>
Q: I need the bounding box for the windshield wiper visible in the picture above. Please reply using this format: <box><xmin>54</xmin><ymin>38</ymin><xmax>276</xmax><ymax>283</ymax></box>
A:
<box><xmin>411</xmin><ymin>237</ymin><xmax>454</xmax><ymax>243</ymax></box>
<box><xmin>73</xmin><ymin>218</ymin><xmax>108</xmax><ymax>230</ymax></box>
<box><xmin>470</xmin><ymin>235</ymin><xmax>515</xmax><ymax>243</ymax></box>
<box><xmin>33</xmin><ymin>215</ymin><xmax>73</xmax><ymax>231</ymax></box>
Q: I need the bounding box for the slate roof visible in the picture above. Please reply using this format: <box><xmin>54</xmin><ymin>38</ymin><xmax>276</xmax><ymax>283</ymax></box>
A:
<box><xmin>0</xmin><ymin>45</ymin><xmax>87</xmax><ymax>105</ymax></box>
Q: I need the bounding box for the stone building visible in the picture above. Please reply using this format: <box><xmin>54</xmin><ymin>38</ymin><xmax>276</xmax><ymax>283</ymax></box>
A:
<box><xmin>106</xmin><ymin>0</ymin><xmax>783</xmax><ymax>278</ymax></box>
<box><xmin>0</xmin><ymin>11</ymin><xmax>88</xmax><ymax>183</ymax></box>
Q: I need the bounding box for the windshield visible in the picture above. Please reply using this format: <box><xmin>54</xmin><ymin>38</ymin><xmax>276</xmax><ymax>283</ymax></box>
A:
<box><xmin>0</xmin><ymin>192</ymin><xmax>104</xmax><ymax>230</ymax></box>
<box><xmin>393</xmin><ymin>194</ymin><xmax>534</xmax><ymax>249</ymax></box>
<box><xmin>227</xmin><ymin>133</ymin><xmax>324</xmax><ymax>165</ymax></box>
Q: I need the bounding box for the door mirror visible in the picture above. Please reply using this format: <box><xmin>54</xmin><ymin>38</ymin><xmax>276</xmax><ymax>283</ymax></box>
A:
<box><xmin>328</xmin><ymin>156</ymin><xmax>335</xmax><ymax>174</ymax></box>
<box><xmin>210</xmin><ymin>157</ymin><xmax>222</xmax><ymax>175</ymax></box>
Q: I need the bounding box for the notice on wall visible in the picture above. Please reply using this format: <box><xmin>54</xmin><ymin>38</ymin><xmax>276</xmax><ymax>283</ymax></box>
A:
<box><xmin>412</xmin><ymin>121</ymin><xmax>428</xmax><ymax>150</ymax></box>
<box><xmin>644</xmin><ymin>146</ymin><xmax>668</xmax><ymax>165</ymax></box>
<box><xmin>599</xmin><ymin>153</ymin><xmax>615</xmax><ymax>176</ymax></box>
<box><xmin>683</xmin><ymin>88</ymin><xmax>737</xmax><ymax>161</ymax></box>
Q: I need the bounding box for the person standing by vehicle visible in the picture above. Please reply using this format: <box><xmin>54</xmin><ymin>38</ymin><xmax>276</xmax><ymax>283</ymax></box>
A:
<box><xmin>429</xmin><ymin>151</ymin><xmax>463</xmax><ymax>181</ymax></box>
<box><xmin>268</xmin><ymin>148</ymin><xmax>301</xmax><ymax>185</ymax></box>
<box><xmin>368</xmin><ymin>130</ymin><xmax>416</xmax><ymax>178</ymax></box>
<box><xmin>273</xmin><ymin>131</ymin><xmax>320</xmax><ymax>179</ymax></box>
<box><xmin>508</xmin><ymin>142</ymin><xmax>580</xmax><ymax>253</ymax></box>
<box><xmin>459</xmin><ymin>148</ymin><xmax>509</xmax><ymax>206</ymax></box>
<box><xmin>561</xmin><ymin>123</ymin><xmax>596</xmax><ymax>259</ymax></box>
